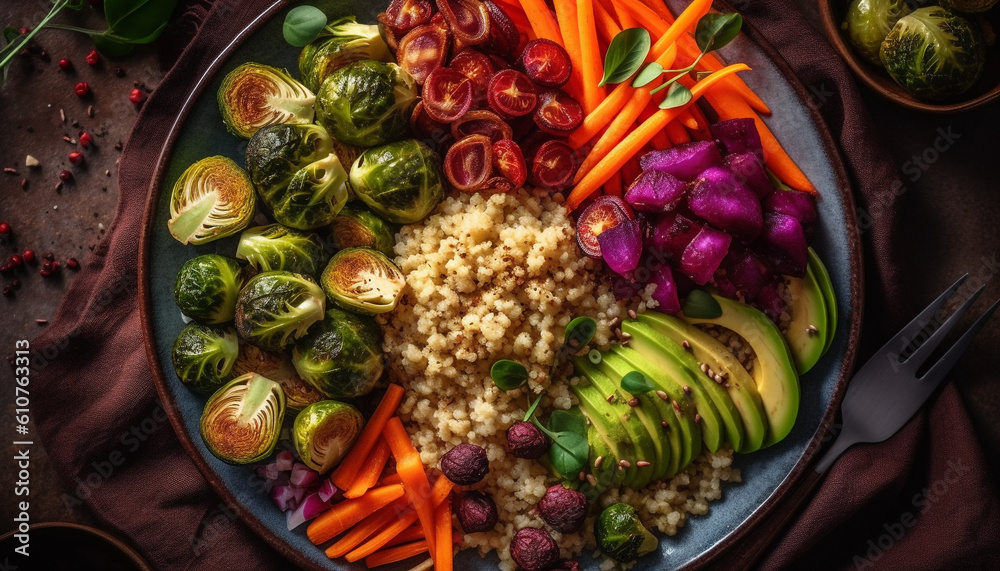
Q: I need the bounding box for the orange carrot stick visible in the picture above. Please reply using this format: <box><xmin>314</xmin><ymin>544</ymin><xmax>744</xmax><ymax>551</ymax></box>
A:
<box><xmin>384</xmin><ymin>417</ymin><xmax>437</xmax><ymax>560</ymax></box>
<box><xmin>347</xmin><ymin>476</ymin><xmax>454</xmax><ymax>562</ymax></box>
<box><xmin>679</xmin><ymin>109</ymin><xmax>699</xmax><ymax>130</ymax></box>
<box><xmin>640</xmin><ymin>0</ymin><xmax>675</xmax><ymax>21</ymax></box>
<box><xmin>325</xmin><ymin>497</ymin><xmax>410</xmax><ymax>558</ymax></box>
<box><xmin>344</xmin><ymin>437</ymin><xmax>391</xmax><ymax>499</ymax></box>
<box><xmin>331</xmin><ymin>384</ymin><xmax>404</xmax><ymax>490</ymax></box>
<box><xmin>637</xmin><ymin>105</ymin><xmax>672</xmax><ymax>150</ymax></box>
<box><xmin>686</xmin><ymin>102</ymin><xmax>713</xmax><ymax>140</ymax></box>
<box><xmin>383</xmin><ymin>524</ymin><xmax>425</xmax><ymax>549</ymax></box>
<box><xmin>567</xmin><ymin>64</ymin><xmax>751</xmax><ymax>210</ymax></box>
<box><xmin>577</xmin><ymin>0</ymin><xmax>606</xmax><ymax>113</ymax></box>
<box><xmin>592</xmin><ymin>0</ymin><xmax>622</xmax><ymax>45</ymax></box>
<box><xmin>433</xmin><ymin>495</ymin><xmax>453</xmax><ymax>571</ymax></box>
<box><xmin>377</xmin><ymin>472</ymin><xmax>403</xmax><ymax>487</ymax></box>
<box><xmin>574</xmin><ymin>86</ymin><xmax>653</xmax><ymax>182</ymax></box>
<box><xmin>364</xmin><ymin>540</ymin><xmax>429</xmax><ymax>568</ymax></box>
<box><xmin>674</xmin><ymin>37</ymin><xmax>772</xmax><ymax>114</ymax></box>
<box><xmin>552</xmin><ymin>0</ymin><xmax>587</xmax><ymax>106</ymax></box>
<box><xmin>665</xmin><ymin>118</ymin><xmax>691</xmax><ymax>145</ymax></box>
<box><xmin>307</xmin><ymin>484</ymin><xmax>406</xmax><ymax>545</ymax></box>
<box><xmin>706</xmin><ymin>88</ymin><xmax>815</xmax><ymax>192</ymax></box>
<box><xmin>517</xmin><ymin>0</ymin><xmax>563</xmax><ymax>45</ymax></box>
<box><xmin>617</xmin><ymin>0</ymin><xmax>670</xmax><ymax>36</ymax></box>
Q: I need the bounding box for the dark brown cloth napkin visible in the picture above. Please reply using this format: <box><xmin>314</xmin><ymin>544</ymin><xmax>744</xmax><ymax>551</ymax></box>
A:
<box><xmin>26</xmin><ymin>1</ymin><xmax>1000</xmax><ymax>570</ymax></box>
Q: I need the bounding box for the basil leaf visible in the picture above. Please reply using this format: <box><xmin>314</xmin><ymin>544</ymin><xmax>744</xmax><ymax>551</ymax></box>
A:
<box><xmin>621</xmin><ymin>371</ymin><xmax>656</xmax><ymax>394</ymax></box>
<box><xmin>659</xmin><ymin>83</ymin><xmax>693</xmax><ymax>109</ymax></box>
<box><xmin>491</xmin><ymin>359</ymin><xmax>529</xmax><ymax>391</ymax></box>
<box><xmin>565</xmin><ymin>316</ymin><xmax>597</xmax><ymax>348</ymax></box>
<box><xmin>695</xmin><ymin>12</ymin><xmax>742</xmax><ymax>54</ymax></box>
<box><xmin>632</xmin><ymin>62</ymin><xmax>663</xmax><ymax>88</ymax></box>
<box><xmin>600</xmin><ymin>28</ymin><xmax>650</xmax><ymax>87</ymax></box>
<box><xmin>535</xmin><ymin>417</ymin><xmax>589</xmax><ymax>477</ymax></box>
<box><xmin>283</xmin><ymin>5</ymin><xmax>328</xmax><ymax>47</ymax></box>
<box><xmin>549</xmin><ymin>409</ymin><xmax>587</xmax><ymax>438</ymax></box>
<box><xmin>682</xmin><ymin>289</ymin><xmax>723</xmax><ymax>318</ymax></box>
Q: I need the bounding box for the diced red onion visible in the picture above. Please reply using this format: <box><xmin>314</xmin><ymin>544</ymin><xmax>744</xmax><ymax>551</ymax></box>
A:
<box><xmin>290</xmin><ymin>463</ymin><xmax>319</xmax><ymax>487</ymax></box>
<box><xmin>270</xmin><ymin>484</ymin><xmax>297</xmax><ymax>512</ymax></box>
<box><xmin>275</xmin><ymin>450</ymin><xmax>294</xmax><ymax>472</ymax></box>
<box><xmin>286</xmin><ymin>492</ymin><xmax>332</xmax><ymax>531</ymax></box>
<box><xmin>318</xmin><ymin>479</ymin><xmax>337</xmax><ymax>502</ymax></box>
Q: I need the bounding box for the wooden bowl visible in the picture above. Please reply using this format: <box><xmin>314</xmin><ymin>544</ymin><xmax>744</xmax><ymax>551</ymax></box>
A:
<box><xmin>818</xmin><ymin>0</ymin><xmax>1000</xmax><ymax>113</ymax></box>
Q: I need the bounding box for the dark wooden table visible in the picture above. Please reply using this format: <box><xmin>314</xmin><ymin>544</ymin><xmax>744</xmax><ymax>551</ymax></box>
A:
<box><xmin>1</xmin><ymin>0</ymin><xmax>998</xmax><ymax>562</ymax></box>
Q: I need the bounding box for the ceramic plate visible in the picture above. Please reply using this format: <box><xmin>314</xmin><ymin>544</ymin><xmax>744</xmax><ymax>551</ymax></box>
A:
<box><xmin>139</xmin><ymin>1</ymin><xmax>863</xmax><ymax>569</ymax></box>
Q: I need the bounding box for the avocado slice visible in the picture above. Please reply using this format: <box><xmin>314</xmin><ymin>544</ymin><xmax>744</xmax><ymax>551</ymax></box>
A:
<box><xmin>574</xmin><ymin>357</ymin><xmax>666</xmax><ymax>487</ymax></box>
<box><xmin>581</xmin><ymin>423</ymin><xmax>623</xmax><ymax>498</ymax></box>
<box><xmin>572</xmin><ymin>383</ymin><xmax>632</xmax><ymax>493</ymax></box>
<box><xmin>784</xmin><ymin>267</ymin><xmax>828</xmax><ymax>374</ymax></box>
<box><xmin>623</xmin><ymin>321</ymin><xmax>736</xmax><ymax>453</ymax></box>
<box><xmin>595</xmin><ymin>351</ymin><xmax>684</xmax><ymax>480</ymax></box>
<box><xmin>681</xmin><ymin>294</ymin><xmax>800</xmax><ymax>447</ymax></box>
<box><xmin>807</xmin><ymin>247</ymin><xmax>838</xmax><ymax>355</ymax></box>
<box><xmin>609</xmin><ymin>345</ymin><xmax>705</xmax><ymax>470</ymax></box>
<box><xmin>637</xmin><ymin>312</ymin><xmax>768</xmax><ymax>453</ymax></box>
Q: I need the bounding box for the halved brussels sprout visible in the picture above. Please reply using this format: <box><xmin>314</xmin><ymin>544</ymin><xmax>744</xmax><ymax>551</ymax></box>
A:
<box><xmin>218</xmin><ymin>62</ymin><xmax>316</xmax><ymax>139</ymax></box>
<box><xmin>941</xmin><ymin>0</ymin><xmax>998</xmax><ymax>13</ymax></box>
<box><xmin>200</xmin><ymin>373</ymin><xmax>286</xmax><ymax>465</ymax></box>
<box><xmin>595</xmin><ymin>503</ymin><xmax>658</xmax><ymax>563</ymax></box>
<box><xmin>320</xmin><ymin>247</ymin><xmax>405</xmax><ymax>315</ymax></box>
<box><xmin>349</xmin><ymin>139</ymin><xmax>443</xmax><ymax>224</ymax></box>
<box><xmin>315</xmin><ymin>60</ymin><xmax>418</xmax><ymax>148</ymax></box>
<box><xmin>168</xmin><ymin>156</ymin><xmax>256</xmax><ymax>245</ymax></box>
<box><xmin>292</xmin><ymin>308</ymin><xmax>384</xmax><ymax>399</ymax></box>
<box><xmin>235</xmin><ymin>271</ymin><xmax>326</xmax><ymax>351</ymax></box>
<box><xmin>172</xmin><ymin>324</ymin><xmax>239</xmax><ymax>395</ymax></box>
<box><xmin>329</xmin><ymin>203</ymin><xmax>397</xmax><ymax>258</ymax></box>
<box><xmin>237</xmin><ymin>224</ymin><xmax>327</xmax><ymax>277</ymax></box>
<box><xmin>246</xmin><ymin>123</ymin><xmax>350</xmax><ymax>230</ymax></box>
<box><xmin>298</xmin><ymin>17</ymin><xmax>392</xmax><ymax>92</ymax></box>
<box><xmin>841</xmin><ymin>0</ymin><xmax>909</xmax><ymax>64</ymax></box>
<box><xmin>880</xmin><ymin>7</ymin><xmax>985</xmax><ymax>101</ymax></box>
<box><xmin>293</xmin><ymin>400</ymin><xmax>364</xmax><ymax>473</ymax></box>
<box><xmin>232</xmin><ymin>341</ymin><xmax>325</xmax><ymax>410</ymax></box>
<box><xmin>174</xmin><ymin>254</ymin><xmax>249</xmax><ymax>324</ymax></box>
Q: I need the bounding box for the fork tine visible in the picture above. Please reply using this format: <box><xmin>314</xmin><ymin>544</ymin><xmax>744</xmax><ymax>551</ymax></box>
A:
<box><xmin>919</xmin><ymin>297</ymin><xmax>1000</xmax><ymax>383</ymax></box>
<box><xmin>870</xmin><ymin>274</ymin><xmax>968</xmax><ymax>361</ymax></box>
<box><xmin>903</xmin><ymin>285</ymin><xmax>985</xmax><ymax>369</ymax></box>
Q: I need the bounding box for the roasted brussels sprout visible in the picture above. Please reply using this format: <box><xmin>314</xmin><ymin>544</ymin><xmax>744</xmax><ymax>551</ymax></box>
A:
<box><xmin>237</xmin><ymin>224</ymin><xmax>327</xmax><ymax>277</ymax></box>
<box><xmin>595</xmin><ymin>503</ymin><xmax>658</xmax><ymax>563</ymax></box>
<box><xmin>235</xmin><ymin>271</ymin><xmax>326</xmax><ymax>351</ymax></box>
<box><xmin>232</xmin><ymin>341</ymin><xmax>325</xmax><ymax>410</ymax></box>
<box><xmin>218</xmin><ymin>62</ymin><xmax>316</xmax><ymax>139</ymax></box>
<box><xmin>298</xmin><ymin>17</ymin><xmax>392</xmax><ymax>92</ymax></box>
<box><xmin>293</xmin><ymin>400</ymin><xmax>364</xmax><ymax>473</ymax></box>
<box><xmin>292</xmin><ymin>308</ymin><xmax>384</xmax><ymax>398</ymax></box>
<box><xmin>941</xmin><ymin>0</ymin><xmax>998</xmax><ymax>13</ymax></box>
<box><xmin>200</xmin><ymin>373</ymin><xmax>285</xmax><ymax>465</ymax></box>
<box><xmin>315</xmin><ymin>60</ymin><xmax>417</xmax><ymax>147</ymax></box>
<box><xmin>841</xmin><ymin>0</ymin><xmax>909</xmax><ymax>64</ymax></box>
<box><xmin>320</xmin><ymin>247</ymin><xmax>405</xmax><ymax>315</ymax></box>
<box><xmin>880</xmin><ymin>7</ymin><xmax>985</xmax><ymax>101</ymax></box>
<box><xmin>172</xmin><ymin>324</ymin><xmax>239</xmax><ymax>395</ymax></box>
<box><xmin>174</xmin><ymin>254</ymin><xmax>249</xmax><ymax>324</ymax></box>
<box><xmin>329</xmin><ymin>203</ymin><xmax>397</xmax><ymax>257</ymax></box>
<box><xmin>168</xmin><ymin>156</ymin><xmax>256</xmax><ymax>245</ymax></box>
<box><xmin>349</xmin><ymin>139</ymin><xmax>443</xmax><ymax>224</ymax></box>
<box><xmin>246</xmin><ymin>123</ymin><xmax>350</xmax><ymax>230</ymax></box>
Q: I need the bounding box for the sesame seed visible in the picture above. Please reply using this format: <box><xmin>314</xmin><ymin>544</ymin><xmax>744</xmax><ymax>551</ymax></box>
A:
<box><xmin>578</xmin><ymin>471</ymin><xmax>586</xmax><ymax>482</ymax></box>
<box><xmin>807</xmin><ymin>324</ymin><xmax>819</xmax><ymax>336</ymax></box>
<box><xmin>661</xmin><ymin>421</ymin><xmax>668</xmax><ymax>428</ymax></box>
<box><xmin>606</xmin><ymin>394</ymin><xmax>615</xmax><ymax>403</ymax></box>
<box><xmin>714</xmin><ymin>374</ymin><xmax>723</xmax><ymax>384</ymax></box>
<box><xmin>620</xmin><ymin>331</ymin><xmax>631</xmax><ymax>339</ymax></box>
<box><xmin>700</xmin><ymin>363</ymin><xmax>709</xmax><ymax>373</ymax></box>
<box><xmin>59</xmin><ymin>109</ymin><xmax>65</xmax><ymax>122</ymax></box>
<box><xmin>628</xmin><ymin>309</ymin><xmax>637</xmax><ymax>320</ymax></box>
<box><xmin>682</xmin><ymin>385</ymin><xmax>691</xmax><ymax>394</ymax></box>
<box><xmin>724</xmin><ymin>382</ymin><xmax>731</xmax><ymax>389</ymax></box>
<box><xmin>587</xmin><ymin>474</ymin><xmax>598</xmax><ymax>486</ymax></box>
<box><xmin>628</xmin><ymin>398</ymin><xmax>639</xmax><ymax>407</ymax></box>
<box><xmin>656</xmin><ymin>390</ymin><xmax>668</xmax><ymax>401</ymax></box>
<box><xmin>682</xmin><ymin>340</ymin><xmax>692</xmax><ymax>351</ymax></box>
<box><xmin>594</xmin><ymin>456</ymin><xmax>603</xmax><ymax>469</ymax></box>
<box><xmin>617</xmin><ymin>465</ymin><xmax>624</xmax><ymax>471</ymax></box>
<box><xmin>694</xmin><ymin>413</ymin><xmax>702</xmax><ymax>424</ymax></box>
<box><xmin>636</xmin><ymin>461</ymin><xmax>651</xmax><ymax>467</ymax></box>
<box><xmin>608</xmin><ymin>317</ymin><xmax>619</xmax><ymax>327</ymax></box>
<box><xmin>619</xmin><ymin>460</ymin><xmax>630</xmax><ymax>468</ymax></box>
<box><xmin>672</xmin><ymin>400</ymin><xmax>681</xmax><ymax>412</ymax></box>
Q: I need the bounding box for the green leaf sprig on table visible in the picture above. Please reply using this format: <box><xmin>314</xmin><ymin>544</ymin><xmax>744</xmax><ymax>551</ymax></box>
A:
<box><xmin>0</xmin><ymin>0</ymin><xmax>177</xmax><ymax>81</ymax></box>
<box><xmin>283</xmin><ymin>5</ymin><xmax>328</xmax><ymax>47</ymax></box>
<box><xmin>597</xmin><ymin>12</ymin><xmax>743</xmax><ymax>110</ymax></box>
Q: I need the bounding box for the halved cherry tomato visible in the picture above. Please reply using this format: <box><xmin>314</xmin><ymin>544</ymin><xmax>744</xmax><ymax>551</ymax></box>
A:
<box><xmin>533</xmin><ymin>91</ymin><xmax>584</xmax><ymax>135</ymax></box>
<box><xmin>451</xmin><ymin>110</ymin><xmax>513</xmax><ymax>143</ymax></box>
<box><xmin>444</xmin><ymin>134</ymin><xmax>493</xmax><ymax>192</ymax></box>
<box><xmin>529</xmin><ymin>139</ymin><xmax>578</xmax><ymax>191</ymax></box>
<box><xmin>449</xmin><ymin>48</ymin><xmax>496</xmax><ymax>106</ymax></box>
<box><xmin>576</xmin><ymin>195</ymin><xmax>633</xmax><ymax>258</ymax></box>
<box><xmin>423</xmin><ymin>67</ymin><xmax>474</xmax><ymax>122</ymax></box>
<box><xmin>379</xmin><ymin>0</ymin><xmax>435</xmax><ymax>37</ymax></box>
<box><xmin>519</xmin><ymin>39</ymin><xmax>572</xmax><ymax>88</ymax></box>
<box><xmin>485</xmin><ymin>176</ymin><xmax>515</xmax><ymax>193</ymax></box>
<box><xmin>397</xmin><ymin>23</ymin><xmax>451</xmax><ymax>85</ymax></box>
<box><xmin>492</xmin><ymin>139</ymin><xmax>527</xmax><ymax>189</ymax></box>
<box><xmin>435</xmin><ymin>0</ymin><xmax>490</xmax><ymax>45</ymax></box>
<box><xmin>488</xmin><ymin>69</ymin><xmax>538</xmax><ymax>118</ymax></box>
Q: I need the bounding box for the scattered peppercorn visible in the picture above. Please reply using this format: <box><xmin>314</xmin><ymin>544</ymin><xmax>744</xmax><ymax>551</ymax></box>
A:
<box><xmin>74</xmin><ymin>82</ymin><xmax>90</xmax><ymax>98</ymax></box>
<box><xmin>129</xmin><ymin>88</ymin><xmax>146</xmax><ymax>105</ymax></box>
<box><xmin>79</xmin><ymin>131</ymin><xmax>93</xmax><ymax>148</ymax></box>
<box><xmin>85</xmin><ymin>49</ymin><xmax>99</xmax><ymax>66</ymax></box>
<box><xmin>114</xmin><ymin>141</ymin><xmax>123</xmax><ymax>151</ymax></box>
<box><xmin>9</xmin><ymin>254</ymin><xmax>23</xmax><ymax>268</ymax></box>
<box><xmin>455</xmin><ymin>491</ymin><xmax>499</xmax><ymax>533</ymax></box>
<box><xmin>39</xmin><ymin>269</ymin><xmax>51</xmax><ymax>278</ymax></box>
<box><xmin>2</xmin><ymin>285</ymin><xmax>13</xmax><ymax>298</ymax></box>
<box><xmin>50</xmin><ymin>260</ymin><xmax>61</xmax><ymax>271</ymax></box>
<box><xmin>2</xmin><ymin>168</ymin><xmax>16</xmax><ymax>175</ymax></box>
<box><xmin>42</xmin><ymin>252</ymin><xmax>54</xmax><ymax>262</ymax></box>
<box><xmin>58</xmin><ymin>58</ymin><xmax>72</xmax><ymax>70</ymax></box>
<box><xmin>506</xmin><ymin>421</ymin><xmax>550</xmax><ymax>459</ymax></box>
<box><xmin>510</xmin><ymin>527</ymin><xmax>560</xmax><ymax>571</ymax></box>
<box><xmin>537</xmin><ymin>484</ymin><xmax>588</xmax><ymax>534</ymax></box>
<box><xmin>66</xmin><ymin>257</ymin><xmax>79</xmax><ymax>270</ymax></box>
<box><xmin>114</xmin><ymin>66</ymin><xmax>125</xmax><ymax>77</ymax></box>
<box><xmin>440</xmin><ymin>443</ymin><xmax>489</xmax><ymax>485</ymax></box>
<box><xmin>68</xmin><ymin>151</ymin><xmax>83</xmax><ymax>165</ymax></box>
<box><xmin>11</xmin><ymin>279</ymin><xmax>20</xmax><ymax>290</ymax></box>
<box><xmin>22</xmin><ymin>250</ymin><xmax>35</xmax><ymax>264</ymax></box>
<box><xmin>0</xmin><ymin>222</ymin><xmax>11</xmax><ymax>236</ymax></box>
